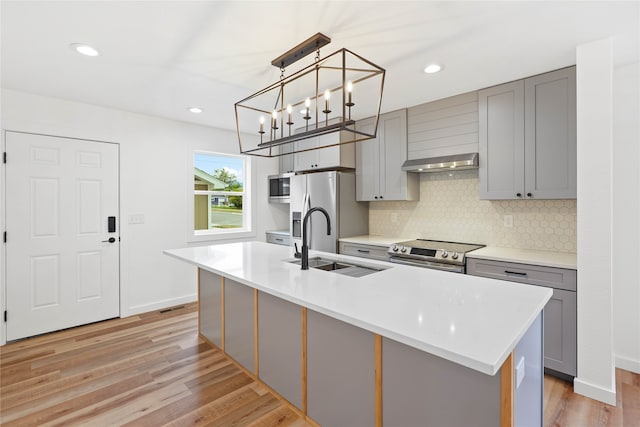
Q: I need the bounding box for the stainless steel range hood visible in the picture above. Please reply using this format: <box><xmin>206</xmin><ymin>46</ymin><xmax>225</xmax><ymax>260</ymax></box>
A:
<box><xmin>401</xmin><ymin>153</ymin><xmax>479</xmax><ymax>173</ymax></box>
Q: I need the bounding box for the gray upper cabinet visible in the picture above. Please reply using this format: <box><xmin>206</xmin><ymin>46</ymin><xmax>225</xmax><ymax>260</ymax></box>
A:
<box><xmin>293</xmin><ymin>132</ymin><xmax>355</xmax><ymax>172</ymax></box>
<box><xmin>479</xmin><ymin>67</ymin><xmax>576</xmax><ymax>200</ymax></box>
<box><xmin>355</xmin><ymin>109</ymin><xmax>419</xmax><ymax>201</ymax></box>
<box><xmin>278</xmin><ymin>143</ymin><xmax>294</xmax><ymax>174</ymax></box>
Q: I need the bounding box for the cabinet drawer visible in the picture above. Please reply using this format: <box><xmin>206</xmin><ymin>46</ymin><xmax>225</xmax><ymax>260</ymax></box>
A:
<box><xmin>266</xmin><ymin>233</ymin><xmax>291</xmax><ymax>246</ymax></box>
<box><xmin>339</xmin><ymin>242</ymin><xmax>389</xmax><ymax>261</ymax></box>
<box><xmin>466</xmin><ymin>258</ymin><xmax>576</xmax><ymax>291</ymax></box>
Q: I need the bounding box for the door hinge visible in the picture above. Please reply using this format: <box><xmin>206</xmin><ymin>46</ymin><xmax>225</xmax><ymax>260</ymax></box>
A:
<box><xmin>3</xmin><ymin>311</ymin><xmax>6</xmax><ymax>322</ymax></box>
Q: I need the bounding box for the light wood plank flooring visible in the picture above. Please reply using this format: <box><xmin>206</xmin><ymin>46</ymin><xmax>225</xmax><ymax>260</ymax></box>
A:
<box><xmin>1</xmin><ymin>303</ymin><xmax>638</xmax><ymax>426</ymax></box>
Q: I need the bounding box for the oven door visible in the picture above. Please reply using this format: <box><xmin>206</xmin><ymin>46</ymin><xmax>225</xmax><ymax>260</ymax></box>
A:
<box><xmin>389</xmin><ymin>257</ymin><xmax>464</xmax><ymax>273</ymax></box>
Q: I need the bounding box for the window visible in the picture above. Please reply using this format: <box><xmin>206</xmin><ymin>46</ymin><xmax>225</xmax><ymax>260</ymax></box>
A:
<box><xmin>191</xmin><ymin>151</ymin><xmax>253</xmax><ymax>240</ymax></box>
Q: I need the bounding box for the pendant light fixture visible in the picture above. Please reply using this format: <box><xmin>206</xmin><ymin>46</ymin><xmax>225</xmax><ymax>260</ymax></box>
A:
<box><xmin>235</xmin><ymin>33</ymin><xmax>385</xmax><ymax>157</ymax></box>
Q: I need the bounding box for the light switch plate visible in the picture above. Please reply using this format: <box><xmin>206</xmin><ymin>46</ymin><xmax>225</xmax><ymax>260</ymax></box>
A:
<box><xmin>128</xmin><ymin>213</ymin><xmax>145</xmax><ymax>224</ymax></box>
<box><xmin>503</xmin><ymin>214</ymin><xmax>513</xmax><ymax>228</ymax></box>
<box><xmin>516</xmin><ymin>356</ymin><xmax>525</xmax><ymax>389</ymax></box>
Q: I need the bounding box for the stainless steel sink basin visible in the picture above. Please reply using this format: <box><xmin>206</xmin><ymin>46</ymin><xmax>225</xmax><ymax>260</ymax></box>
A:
<box><xmin>287</xmin><ymin>257</ymin><xmax>386</xmax><ymax>277</ymax></box>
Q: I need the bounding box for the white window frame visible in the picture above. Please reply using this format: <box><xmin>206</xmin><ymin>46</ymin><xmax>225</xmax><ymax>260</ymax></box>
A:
<box><xmin>188</xmin><ymin>150</ymin><xmax>255</xmax><ymax>242</ymax></box>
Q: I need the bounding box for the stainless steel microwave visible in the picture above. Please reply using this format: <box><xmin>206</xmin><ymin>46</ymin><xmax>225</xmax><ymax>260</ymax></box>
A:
<box><xmin>268</xmin><ymin>173</ymin><xmax>293</xmax><ymax>203</ymax></box>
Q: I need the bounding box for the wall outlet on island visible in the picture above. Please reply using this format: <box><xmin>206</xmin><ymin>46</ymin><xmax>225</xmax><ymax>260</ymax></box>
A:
<box><xmin>503</xmin><ymin>214</ymin><xmax>513</xmax><ymax>228</ymax></box>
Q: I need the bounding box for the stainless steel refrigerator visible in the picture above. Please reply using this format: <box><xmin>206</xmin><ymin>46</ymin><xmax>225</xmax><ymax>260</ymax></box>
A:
<box><xmin>290</xmin><ymin>171</ymin><xmax>368</xmax><ymax>253</ymax></box>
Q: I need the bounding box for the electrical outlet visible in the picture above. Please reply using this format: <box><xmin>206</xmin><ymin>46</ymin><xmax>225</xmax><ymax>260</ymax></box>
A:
<box><xmin>503</xmin><ymin>214</ymin><xmax>513</xmax><ymax>228</ymax></box>
<box><xmin>391</xmin><ymin>213</ymin><xmax>399</xmax><ymax>224</ymax></box>
<box><xmin>516</xmin><ymin>356</ymin><xmax>525</xmax><ymax>389</ymax></box>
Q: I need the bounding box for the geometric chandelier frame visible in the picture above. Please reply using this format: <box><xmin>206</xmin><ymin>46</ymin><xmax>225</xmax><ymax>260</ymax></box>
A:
<box><xmin>235</xmin><ymin>33</ymin><xmax>385</xmax><ymax>158</ymax></box>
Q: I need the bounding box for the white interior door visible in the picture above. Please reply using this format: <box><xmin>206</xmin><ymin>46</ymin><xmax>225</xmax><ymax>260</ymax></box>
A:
<box><xmin>5</xmin><ymin>132</ymin><xmax>120</xmax><ymax>340</ymax></box>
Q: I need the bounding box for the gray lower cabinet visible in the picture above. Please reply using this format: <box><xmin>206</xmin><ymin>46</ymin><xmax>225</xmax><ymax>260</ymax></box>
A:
<box><xmin>224</xmin><ymin>278</ymin><xmax>255</xmax><ymax>372</ymax></box>
<box><xmin>307</xmin><ymin>309</ymin><xmax>375</xmax><ymax>427</ymax></box>
<box><xmin>479</xmin><ymin>66</ymin><xmax>576</xmax><ymax>200</ymax></box>
<box><xmin>199</xmin><ymin>269</ymin><xmax>223</xmax><ymax>347</ymax></box>
<box><xmin>383</xmin><ymin>337</ymin><xmax>501</xmax><ymax>427</ymax></box>
<box><xmin>338</xmin><ymin>241</ymin><xmax>390</xmax><ymax>261</ymax></box>
<box><xmin>257</xmin><ymin>292</ymin><xmax>302</xmax><ymax>409</ymax></box>
<box><xmin>467</xmin><ymin>258</ymin><xmax>577</xmax><ymax>377</ymax></box>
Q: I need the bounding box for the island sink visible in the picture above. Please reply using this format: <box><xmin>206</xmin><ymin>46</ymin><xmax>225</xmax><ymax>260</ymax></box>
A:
<box><xmin>287</xmin><ymin>256</ymin><xmax>385</xmax><ymax>277</ymax></box>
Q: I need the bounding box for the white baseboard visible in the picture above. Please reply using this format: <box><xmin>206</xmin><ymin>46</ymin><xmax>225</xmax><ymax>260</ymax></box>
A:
<box><xmin>123</xmin><ymin>294</ymin><xmax>197</xmax><ymax>317</ymax></box>
<box><xmin>573</xmin><ymin>378</ymin><xmax>617</xmax><ymax>406</ymax></box>
<box><xmin>616</xmin><ymin>355</ymin><xmax>640</xmax><ymax>374</ymax></box>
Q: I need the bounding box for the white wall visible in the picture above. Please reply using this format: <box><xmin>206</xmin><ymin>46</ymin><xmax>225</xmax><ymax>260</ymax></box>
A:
<box><xmin>0</xmin><ymin>89</ymin><xmax>289</xmax><ymax>344</ymax></box>
<box><xmin>612</xmin><ymin>62</ymin><xmax>640</xmax><ymax>374</ymax></box>
<box><xmin>575</xmin><ymin>38</ymin><xmax>616</xmax><ymax>405</ymax></box>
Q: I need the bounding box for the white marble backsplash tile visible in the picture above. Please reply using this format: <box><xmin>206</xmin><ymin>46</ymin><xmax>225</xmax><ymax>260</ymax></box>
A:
<box><xmin>369</xmin><ymin>170</ymin><xmax>576</xmax><ymax>253</ymax></box>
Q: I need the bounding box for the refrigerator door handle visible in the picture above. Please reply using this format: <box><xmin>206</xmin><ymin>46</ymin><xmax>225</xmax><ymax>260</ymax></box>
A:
<box><xmin>306</xmin><ymin>193</ymin><xmax>312</xmax><ymax>248</ymax></box>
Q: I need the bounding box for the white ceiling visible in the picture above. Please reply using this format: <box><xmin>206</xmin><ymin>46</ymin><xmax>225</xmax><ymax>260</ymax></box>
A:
<box><xmin>1</xmin><ymin>1</ymin><xmax>638</xmax><ymax>131</ymax></box>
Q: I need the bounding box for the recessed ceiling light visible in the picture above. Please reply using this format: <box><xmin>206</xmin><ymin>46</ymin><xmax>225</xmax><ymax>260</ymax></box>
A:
<box><xmin>70</xmin><ymin>43</ymin><xmax>99</xmax><ymax>57</ymax></box>
<box><xmin>188</xmin><ymin>107</ymin><xmax>203</xmax><ymax>114</ymax></box>
<box><xmin>424</xmin><ymin>63</ymin><xmax>443</xmax><ymax>74</ymax></box>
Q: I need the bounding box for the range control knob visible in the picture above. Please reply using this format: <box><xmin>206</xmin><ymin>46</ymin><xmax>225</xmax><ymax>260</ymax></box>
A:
<box><xmin>441</xmin><ymin>251</ymin><xmax>449</xmax><ymax>258</ymax></box>
<box><xmin>400</xmin><ymin>246</ymin><xmax>407</xmax><ymax>253</ymax></box>
<box><xmin>452</xmin><ymin>252</ymin><xmax>459</xmax><ymax>260</ymax></box>
<box><xmin>392</xmin><ymin>245</ymin><xmax>399</xmax><ymax>252</ymax></box>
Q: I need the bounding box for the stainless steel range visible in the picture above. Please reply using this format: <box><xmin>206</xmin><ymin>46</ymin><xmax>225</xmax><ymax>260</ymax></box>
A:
<box><xmin>388</xmin><ymin>239</ymin><xmax>485</xmax><ymax>273</ymax></box>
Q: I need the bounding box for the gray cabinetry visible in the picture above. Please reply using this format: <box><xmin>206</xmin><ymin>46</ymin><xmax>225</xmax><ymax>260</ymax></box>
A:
<box><xmin>278</xmin><ymin>143</ymin><xmax>294</xmax><ymax>174</ymax></box>
<box><xmin>479</xmin><ymin>67</ymin><xmax>576</xmax><ymax>200</ymax></box>
<box><xmin>199</xmin><ymin>269</ymin><xmax>223</xmax><ymax>348</ymax></box>
<box><xmin>293</xmin><ymin>132</ymin><xmax>355</xmax><ymax>172</ymax></box>
<box><xmin>307</xmin><ymin>309</ymin><xmax>375</xmax><ymax>426</ymax></box>
<box><xmin>356</xmin><ymin>109</ymin><xmax>419</xmax><ymax>201</ymax></box>
<box><xmin>224</xmin><ymin>278</ymin><xmax>255</xmax><ymax>372</ymax></box>
<box><xmin>258</xmin><ymin>292</ymin><xmax>302</xmax><ymax>409</ymax></box>
<box><xmin>383</xmin><ymin>336</ymin><xmax>501</xmax><ymax>427</ymax></box>
<box><xmin>466</xmin><ymin>258</ymin><xmax>577</xmax><ymax>377</ymax></box>
<box><xmin>338</xmin><ymin>241</ymin><xmax>390</xmax><ymax>261</ymax></box>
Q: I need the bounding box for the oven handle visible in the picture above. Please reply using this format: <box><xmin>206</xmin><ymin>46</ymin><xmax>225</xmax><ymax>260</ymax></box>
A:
<box><xmin>388</xmin><ymin>257</ymin><xmax>464</xmax><ymax>273</ymax></box>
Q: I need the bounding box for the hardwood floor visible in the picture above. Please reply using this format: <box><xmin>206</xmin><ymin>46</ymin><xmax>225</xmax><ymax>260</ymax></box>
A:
<box><xmin>0</xmin><ymin>303</ymin><xmax>310</xmax><ymax>427</ymax></box>
<box><xmin>1</xmin><ymin>302</ymin><xmax>638</xmax><ymax>427</ymax></box>
<box><xmin>544</xmin><ymin>369</ymin><xmax>640</xmax><ymax>427</ymax></box>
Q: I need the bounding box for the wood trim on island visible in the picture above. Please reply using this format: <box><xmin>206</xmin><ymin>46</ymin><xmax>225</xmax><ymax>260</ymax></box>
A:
<box><xmin>196</xmin><ymin>267</ymin><xmax>526</xmax><ymax>427</ymax></box>
<box><xmin>501</xmin><ymin>352</ymin><xmax>515</xmax><ymax>427</ymax></box>
<box><xmin>375</xmin><ymin>334</ymin><xmax>383</xmax><ymax>427</ymax></box>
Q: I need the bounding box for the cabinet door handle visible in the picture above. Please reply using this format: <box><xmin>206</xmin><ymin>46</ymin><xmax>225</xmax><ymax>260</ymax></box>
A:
<box><xmin>357</xmin><ymin>249</ymin><xmax>370</xmax><ymax>254</ymax></box>
<box><xmin>527</xmin><ymin>192</ymin><xmax>533</xmax><ymax>198</ymax></box>
<box><xmin>275</xmin><ymin>238</ymin><xmax>283</xmax><ymax>242</ymax></box>
<box><xmin>516</xmin><ymin>193</ymin><xmax>522</xmax><ymax>198</ymax></box>
<box><xmin>505</xmin><ymin>270</ymin><xmax>527</xmax><ymax>277</ymax></box>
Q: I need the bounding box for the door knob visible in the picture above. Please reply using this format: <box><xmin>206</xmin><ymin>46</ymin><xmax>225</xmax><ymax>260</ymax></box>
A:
<box><xmin>102</xmin><ymin>237</ymin><xmax>116</xmax><ymax>243</ymax></box>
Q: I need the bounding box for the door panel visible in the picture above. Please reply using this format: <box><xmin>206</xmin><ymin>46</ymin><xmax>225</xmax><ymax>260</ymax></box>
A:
<box><xmin>6</xmin><ymin>132</ymin><xmax>120</xmax><ymax>340</ymax></box>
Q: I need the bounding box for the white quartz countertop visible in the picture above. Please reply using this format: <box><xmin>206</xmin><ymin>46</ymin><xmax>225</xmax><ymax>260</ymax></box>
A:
<box><xmin>339</xmin><ymin>235</ymin><xmax>411</xmax><ymax>247</ymax></box>
<box><xmin>467</xmin><ymin>246</ymin><xmax>577</xmax><ymax>270</ymax></box>
<box><xmin>164</xmin><ymin>241</ymin><xmax>551</xmax><ymax>376</ymax></box>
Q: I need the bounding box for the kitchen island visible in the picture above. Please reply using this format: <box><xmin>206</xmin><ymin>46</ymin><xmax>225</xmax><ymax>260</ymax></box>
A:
<box><xmin>165</xmin><ymin>241</ymin><xmax>551</xmax><ymax>427</ymax></box>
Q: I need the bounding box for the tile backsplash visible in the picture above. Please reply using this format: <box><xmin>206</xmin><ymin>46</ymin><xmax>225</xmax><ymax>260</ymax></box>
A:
<box><xmin>369</xmin><ymin>170</ymin><xmax>576</xmax><ymax>253</ymax></box>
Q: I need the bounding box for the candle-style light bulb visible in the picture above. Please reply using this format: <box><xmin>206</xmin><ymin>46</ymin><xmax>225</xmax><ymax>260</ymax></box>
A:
<box><xmin>303</xmin><ymin>97</ymin><xmax>311</xmax><ymax>121</ymax></box>
<box><xmin>323</xmin><ymin>89</ymin><xmax>331</xmax><ymax>117</ymax></box>
<box><xmin>259</xmin><ymin>116</ymin><xmax>265</xmax><ymax>133</ymax></box>
<box><xmin>271</xmin><ymin>110</ymin><xmax>278</xmax><ymax>130</ymax></box>
<box><xmin>346</xmin><ymin>80</ymin><xmax>355</xmax><ymax>107</ymax></box>
<box><xmin>286</xmin><ymin>104</ymin><xmax>292</xmax><ymax>122</ymax></box>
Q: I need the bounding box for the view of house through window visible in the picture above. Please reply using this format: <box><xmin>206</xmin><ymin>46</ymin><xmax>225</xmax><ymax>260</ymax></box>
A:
<box><xmin>194</xmin><ymin>152</ymin><xmax>248</xmax><ymax>232</ymax></box>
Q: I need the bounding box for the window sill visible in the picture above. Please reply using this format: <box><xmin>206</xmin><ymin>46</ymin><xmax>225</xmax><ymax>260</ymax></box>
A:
<box><xmin>188</xmin><ymin>229</ymin><xmax>257</xmax><ymax>243</ymax></box>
